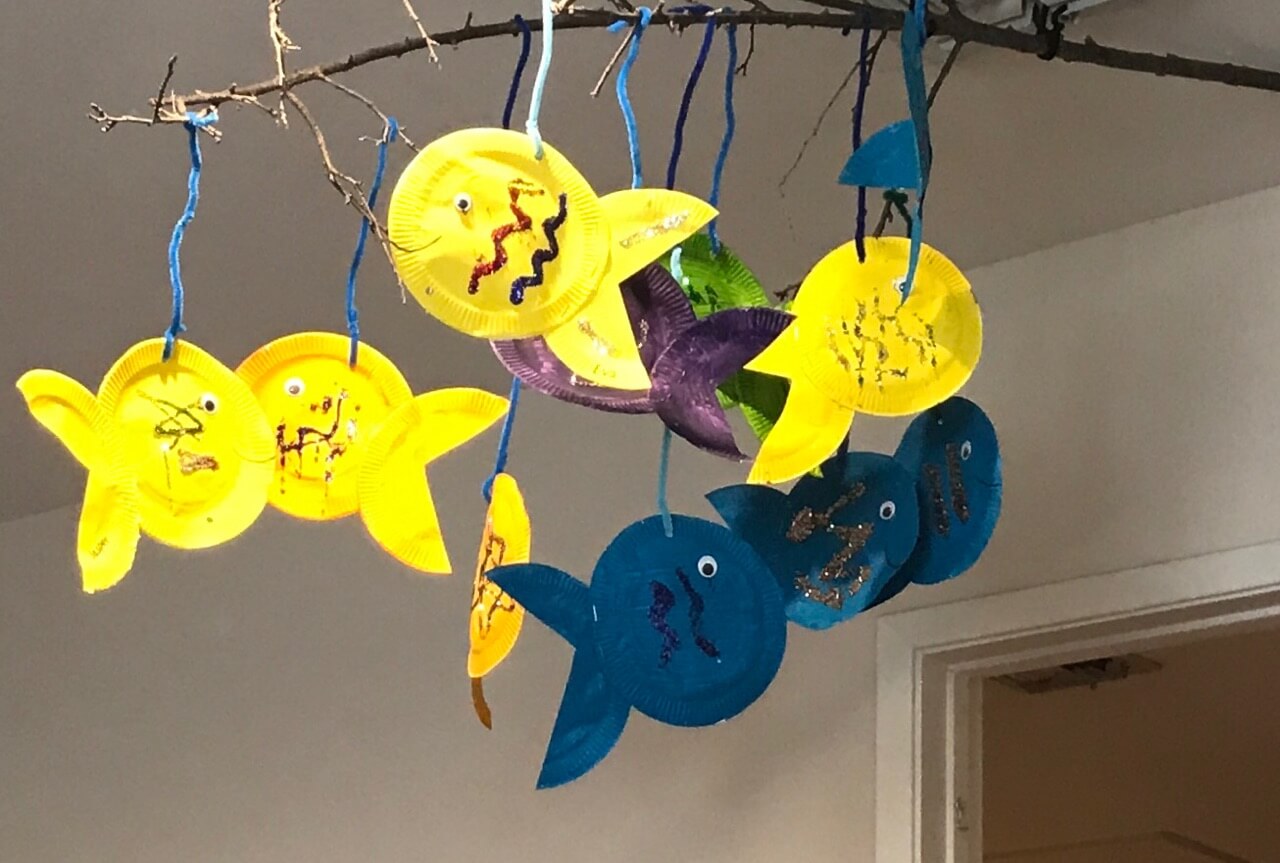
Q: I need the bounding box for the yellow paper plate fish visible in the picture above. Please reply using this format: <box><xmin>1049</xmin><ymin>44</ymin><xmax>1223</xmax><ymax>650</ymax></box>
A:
<box><xmin>747</xmin><ymin>238</ymin><xmax>982</xmax><ymax>484</ymax></box>
<box><xmin>236</xmin><ymin>332</ymin><xmax>414</xmax><ymax>521</ymax></box>
<box><xmin>16</xmin><ymin>339</ymin><xmax>275</xmax><ymax>592</ymax></box>
<box><xmin>468</xmin><ymin>472</ymin><xmax>531</xmax><ymax>728</ymax></box>
<box><xmin>386</xmin><ymin>127</ymin><xmax>716</xmax><ymax>391</ymax></box>
<box><xmin>356</xmin><ymin>387</ymin><xmax>509</xmax><ymax>575</ymax></box>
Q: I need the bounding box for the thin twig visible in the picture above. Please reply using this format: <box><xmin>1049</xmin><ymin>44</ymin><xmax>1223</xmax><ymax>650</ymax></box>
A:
<box><xmin>591</xmin><ymin>25</ymin><xmax>636</xmax><ymax>96</ymax></box>
<box><xmin>399</xmin><ymin>0</ymin><xmax>441</xmax><ymax>64</ymax></box>
<box><xmin>736</xmin><ymin>22</ymin><xmax>756</xmax><ymax>75</ymax></box>
<box><xmin>268</xmin><ymin>0</ymin><xmax>299</xmax><ymax>126</ymax></box>
<box><xmin>778</xmin><ymin>29</ymin><xmax>887</xmax><ymax>188</ymax></box>
<box><xmin>318</xmin><ymin>74</ymin><xmax>419</xmax><ymax>150</ymax></box>
<box><xmin>150</xmin><ymin>55</ymin><xmax>178</xmax><ymax>124</ymax></box>
<box><xmin>88</xmin><ymin>103</ymin><xmax>223</xmax><ymax>139</ymax></box>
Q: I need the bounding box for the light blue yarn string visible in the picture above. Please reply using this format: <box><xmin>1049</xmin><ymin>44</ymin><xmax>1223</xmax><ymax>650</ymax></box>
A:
<box><xmin>707</xmin><ymin>22</ymin><xmax>738</xmax><ymax>255</ymax></box>
<box><xmin>483</xmin><ymin>14</ymin><xmax>539</xmax><ymax>502</ymax></box>
<box><xmin>346</xmin><ymin>117</ymin><xmax>399</xmax><ymax>366</ymax></box>
<box><xmin>609</xmin><ymin>7</ymin><xmax>653</xmax><ymax>190</ymax></box>
<box><xmin>657</xmin><ymin>426</ymin><xmax>674</xmax><ymax>537</ymax></box>
<box><xmin>525</xmin><ymin>0</ymin><xmax>555</xmax><ymax>159</ymax></box>
<box><xmin>163</xmin><ymin>110</ymin><xmax>218</xmax><ymax>361</ymax></box>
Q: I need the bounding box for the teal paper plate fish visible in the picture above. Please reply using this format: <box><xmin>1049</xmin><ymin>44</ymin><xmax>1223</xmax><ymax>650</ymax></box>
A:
<box><xmin>490</xmin><ymin>514</ymin><xmax>787</xmax><ymax>788</ymax></box>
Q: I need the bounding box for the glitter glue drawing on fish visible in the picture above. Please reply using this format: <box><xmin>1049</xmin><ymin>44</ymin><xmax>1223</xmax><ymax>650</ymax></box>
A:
<box><xmin>708</xmin><ymin>449</ymin><xmax>920</xmax><ymax>630</ymax></box>
<box><xmin>385</xmin><ymin>128</ymin><xmax>717</xmax><ymax>392</ymax></box>
<box><xmin>17</xmin><ymin>339</ymin><xmax>276</xmax><ymax>593</ymax></box>
<box><xmin>488</xmin><ymin>514</ymin><xmax>787</xmax><ymax>788</ymax></box>
<box><xmin>871</xmin><ymin>396</ymin><xmax>1003</xmax><ymax>609</ymax></box>
<box><xmin>492</xmin><ymin>263</ymin><xmax>791</xmax><ymax>460</ymax></box>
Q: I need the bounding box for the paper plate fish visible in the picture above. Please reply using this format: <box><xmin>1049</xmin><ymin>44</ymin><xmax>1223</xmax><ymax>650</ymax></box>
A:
<box><xmin>386</xmin><ymin>128</ymin><xmax>717</xmax><ymax>391</ymax></box>
<box><xmin>468</xmin><ymin>472</ymin><xmax>532</xmax><ymax>728</ymax></box>
<box><xmin>492</xmin><ymin>264</ymin><xmax>790</xmax><ymax>460</ymax></box>
<box><xmin>708</xmin><ymin>450</ymin><xmax>919</xmax><ymax>630</ymax></box>
<box><xmin>663</xmin><ymin>233</ymin><xmax>790</xmax><ymax>442</ymax></box>
<box><xmin>871</xmin><ymin>397</ymin><xmax>1002</xmax><ymax>608</ymax></box>
<box><xmin>355</xmin><ymin>387</ymin><xmax>508</xmax><ymax>574</ymax></box>
<box><xmin>17</xmin><ymin>339</ymin><xmax>274</xmax><ymax>592</ymax></box>
<box><xmin>490</xmin><ymin>514</ymin><xmax>787</xmax><ymax>788</ymax></box>
<box><xmin>236</xmin><ymin>332</ymin><xmax>414</xmax><ymax>520</ymax></box>
<box><xmin>745</xmin><ymin>236</ymin><xmax>981</xmax><ymax>484</ymax></box>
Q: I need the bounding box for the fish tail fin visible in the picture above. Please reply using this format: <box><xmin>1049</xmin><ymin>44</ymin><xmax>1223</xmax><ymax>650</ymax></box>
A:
<box><xmin>16</xmin><ymin>369</ymin><xmax>104</xmax><ymax>469</ymax></box>
<box><xmin>837</xmin><ymin>119</ymin><xmax>923</xmax><ymax>192</ymax></box>
<box><xmin>598</xmin><ymin>189</ymin><xmax>717</xmax><ymax>285</ymax></box>
<box><xmin>747</xmin><ymin>377</ymin><xmax>855</xmax><ymax>485</ymax></box>
<box><xmin>76</xmin><ymin>459</ymin><xmax>142</xmax><ymax>594</ymax></box>
<box><xmin>651</xmin><ymin>308</ymin><xmax>792</xmax><ymax>461</ymax></box>
<box><xmin>357</xmin><ymin>389</ymin><xmax>508</xmax><ymax>575</ymax></box>
<box><xmin>537</xmin><ymin>648</ymin><xmax>630</xmax><ymax>790</ymax></box>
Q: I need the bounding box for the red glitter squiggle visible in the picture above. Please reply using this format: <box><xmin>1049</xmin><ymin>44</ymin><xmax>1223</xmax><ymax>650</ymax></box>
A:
<box><xmin>467</xmin><ymin>182</ymin><xmax>543</xmax><ymax>295</ymax></box>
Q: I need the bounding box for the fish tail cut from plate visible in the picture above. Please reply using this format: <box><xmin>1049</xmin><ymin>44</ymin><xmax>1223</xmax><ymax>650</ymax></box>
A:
<box><xmin>747</xmin><ymin>374</ymin><xmax>855</xmax><ymax>485</ymax></box>
<box><xmin>598</xmin><ymin>189</ymin><xmax>717</xmax><ymax>286</ymax></box>
<box><xmin>357</xmin><ymin>388</ymin><xmax>508</xmax><ymax>574</ymax></box>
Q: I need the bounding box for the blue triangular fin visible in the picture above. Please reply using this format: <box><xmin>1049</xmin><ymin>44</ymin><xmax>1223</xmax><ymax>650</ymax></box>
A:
<box><xmin>838</xmin><ymin>120</ymin><xmax>923</xmax><ymax>191</ymax></box>
<box><xmin>489</xmin><ymin>563</ymin><xmax>593</xmax><ymax>650</ymax></box>
<box><xmin>537</xmin><ymin>649</ymin><xmax>630</xmax><ymax>789</ymax></box>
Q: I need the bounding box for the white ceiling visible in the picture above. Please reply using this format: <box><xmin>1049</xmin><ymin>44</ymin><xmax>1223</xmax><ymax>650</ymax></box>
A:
<box><xmin>2</xmin><ymin>0</ymin><xmax>1280</xmax><ymax>521</ymax></box>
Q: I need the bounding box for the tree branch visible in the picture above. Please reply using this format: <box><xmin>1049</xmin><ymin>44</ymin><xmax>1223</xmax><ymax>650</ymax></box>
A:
<box><xmin>102</xmin><ymin>4</ymin><xmax>1280</xmax><ymax>120</ymax></box>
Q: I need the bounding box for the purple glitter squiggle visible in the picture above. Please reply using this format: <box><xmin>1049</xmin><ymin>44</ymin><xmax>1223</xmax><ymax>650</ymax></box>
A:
<box><xmin>648</xmin><ymin>580</ymin><xmax>680</xmax><ymax>667</ymax></box>
<box><xmin>676</xmin><ymin>569</ymin><xmax>720</xmax><ymax>660</ymax></box>
<box><xmin>509</xmin><ymin>193</ymin><xmax>569</xmax><ymax>305</ymax></box>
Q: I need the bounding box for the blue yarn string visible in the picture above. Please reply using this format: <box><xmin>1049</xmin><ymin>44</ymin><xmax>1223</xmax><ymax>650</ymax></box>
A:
<box><xmin>706</xmin><ymin>23</ymin><xmax>737</xmax><ymax>255</ymax></box>
<box><xmin>163</xmin><ymin>111</ymin><xmax>218</xmax><ymax>361</ymax></box>
<box><xmin>482</xmin><ymin>376</ymin><xmax>523</xmax><ymax>502</ymax></box>
<box><xmin>483</xmin><ymin>17</ymin><xmax>539</xmax><ymax>501</ymax></box>
<box><xmin>525</xmin><ymin>0</ymin><xmax>555</xmax><ymax>158</ymax></box>
<box><xmin>346</xmin><ymin>117</ymin><xmax>399</xmax><ymax>366</ymax></box>
<box><xmin>665</xmin><ymin>8</ymin><xmax>716</xmax><ymax>191</ymax></box>
<box><xmin>851</xmin><ymin>26</ymin><xmax>872</xmax><ymax>263</ymax></box>
<box><xmin>609</xmin><ymin>7</ymin><xmax>653</xmax><ymax>190</ymax></box>
<box><xmin>657</xmin><ymin>426</ymin><xmax>674</xmax><ymax>538</ymax></box>
<box><xmin>503</xmin><ymin>15</ymin><xmax>532</xmax><ymax>131</ymax></box>
<box><xmin>669</xmin><ymin>246</ymin><xmax>684</xmax><ymax>285</ymax></box>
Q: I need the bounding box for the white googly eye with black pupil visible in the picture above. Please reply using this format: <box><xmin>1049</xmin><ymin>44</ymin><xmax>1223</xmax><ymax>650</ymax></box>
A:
<box><xmin>199</xmin><ymin>393</ymin><xmax>219</xmax><ymax>413</ymax></box>
<box><xmin>453</xmin><ymin>192</ymin><xmax>473</xmax><ymax>214</ymax></box>
<box><xmin>697</xmin><ymin>555</ymin><xmax>718</xmax><ymax>578</ymax></box>
<box><xmin>284</xmin><ymin>377</ymin><xmax>305</xmax><ymax>397</ymax></box>
<box><xmin>879</xmin><ymin>501</ymin><xmax>896</xmax><ymax>520</ymax></box>
<box><xmin>960</xmin><ymin>440</ymin><xmax>973</xmax><ymax>460</ymax></box>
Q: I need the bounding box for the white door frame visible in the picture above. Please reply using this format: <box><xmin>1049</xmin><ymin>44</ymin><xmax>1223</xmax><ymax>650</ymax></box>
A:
<box><xmin>874</xmin><ymin>539</ymin><xmax>1280</xmax><ymax>863</ymax></box>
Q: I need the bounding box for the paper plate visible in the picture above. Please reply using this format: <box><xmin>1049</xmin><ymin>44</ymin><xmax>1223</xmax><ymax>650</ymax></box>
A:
<box><xmin>468</xmin><ymin>472</ymin><xmax>532</xmax><ymax>679</ymax></box>
<box><xmin>387</xmin><ymin>128</ymin><xmax>608</xmax><ymax>340</ymax></box>
<box><xmin>590</xmin><ymin>514</ymin><xmax>786</xmax><ymax>727</ymax></box>
<box><xmin>237</xmin><ymin>332</ymin><xmax>413</xmax><ymax>521</ymax></box>
<box><xmin>95</xmin><ymin>339</ymin><xmax>274</xmax><ymax>550</ymax></box>
<box><xmin>747</xmin><ymin>372</ymin><xmax>855</xmax><ymax>485</ymax></box>
<box><xmin>666</xmin><ymin>233</ymin><xmax>770</xmax><ymax>316</ymax></box>
<box><xmin>357</xmin><ymin>388</ymin><xmax>508</xmax><ymax>574</ymax></box>
<box><xmin>792</xmin><ymin>238</ymin><xmax>981</xmax><ymax>416</ymax></box>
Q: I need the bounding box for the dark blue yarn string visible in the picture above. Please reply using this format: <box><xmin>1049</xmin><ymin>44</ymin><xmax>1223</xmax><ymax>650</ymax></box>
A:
<box><xmin>483</xmin><ymin>17</ymin><xmax>538</xmax><ymax>501</ymax></box>
<box><xmin>163</xmin><ymin>111</ymin><xmax>218</xmax><ymax>361</ymax></box>
<box><xmin>706</xmin><ymin>22</ymin><xmax>737</xmax><ymax>255</ymax></box>
<box><xmin>346</xmin><ymin>117</ymin><xmax>399</xmax><ymax>366</ymax></box>
<box><xmin>851</xmin><ymin>26</ymin><xmax>872</xmax><ymax>263</ymax></box>
<box><xmin>502</xmin><ymin>15</ymin><xmax>532</xmax><ymax>132</ymax></box>
<box><xmin>665</xmin><ymin>7</ymin><xmax>716</xmax><ymax>191</ymax></box>
<box><xmin>609</xmin><ymin>7</ymin><xmax>653</xmax><ymax>190</ymax></box>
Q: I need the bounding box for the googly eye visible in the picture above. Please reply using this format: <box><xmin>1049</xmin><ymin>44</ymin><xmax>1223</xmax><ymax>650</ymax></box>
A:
<box><xmin>697</xmin><ymin>555</ymin><xmax>718</xmax><ymax>578</ymax></box>
<box><xmin>879</xmin><ymin>501</ymin><xmax>896</xmax><ymax>520</ymax></box>
<box><xmin>284</xmin><ymin>377</ymin><xmax>306</xmax><ymax>397</ymax></box>
<box><xmin>199</xmin><ymin>393</ymin><xmax>219</xmax><ymax>414</ymax></box>
<box><xmin>960</xmin><ymin>440</ymin><xmax>973</xmax><ymax>460</ymax></box>
<box><xmin>453</xmin><ymin>192</ymin><xmax>473</xmax><ymax>214</ymax></box>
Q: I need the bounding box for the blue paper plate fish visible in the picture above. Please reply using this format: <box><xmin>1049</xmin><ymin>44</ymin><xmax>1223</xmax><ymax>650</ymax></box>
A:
<box><xmin>871</xmin><ymin>396</ymin><xmax>1002</xmax><ymax>608</ymax></box>
<box><xmin>707</xmin><ymin>451</ymin><xmax>919</xmax><ymax>630</ymax></box>
<box><xmin>489</xmin><ymin>514</ymin><xmax>787</xmax><ymax>788</ymax></box>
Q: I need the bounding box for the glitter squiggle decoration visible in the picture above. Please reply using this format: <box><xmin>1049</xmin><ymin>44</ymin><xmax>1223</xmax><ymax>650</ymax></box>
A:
<box><xmin>676</xmin><ymin>569</ymin><xmax>720</xmax><ymax>660</ymax></box>
<box><xmin>509</xmin><ymin>192</ymin><xmax>568</xmax><ymax>305</ymax></box>
<box><xmin>648</xmin><ymin>580</ymin><xmax>680</xmax><ymax>668</ymax></box>
<box><xmin>467</xmin><ymin>181</ymin><xmax>542</xmax><ymax>295</ymax></box>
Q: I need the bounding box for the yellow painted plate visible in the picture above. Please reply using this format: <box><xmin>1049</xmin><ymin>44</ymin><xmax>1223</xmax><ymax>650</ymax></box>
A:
<box><xmin>237</xmin><ymin>332</ymin><xmax>413</xmax><ymax>520</ymax></box>
<box><xmin>387</xmin><ymin>128</ymin><xmax>607</xmax><ymax>340</ymax></box>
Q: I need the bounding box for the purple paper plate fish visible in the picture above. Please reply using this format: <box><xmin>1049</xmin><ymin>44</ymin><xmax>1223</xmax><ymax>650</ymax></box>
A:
<box><xmin>492</xmin><ymin>265</ymin><xmax>791</xmax><ymax>460</ymax></box>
